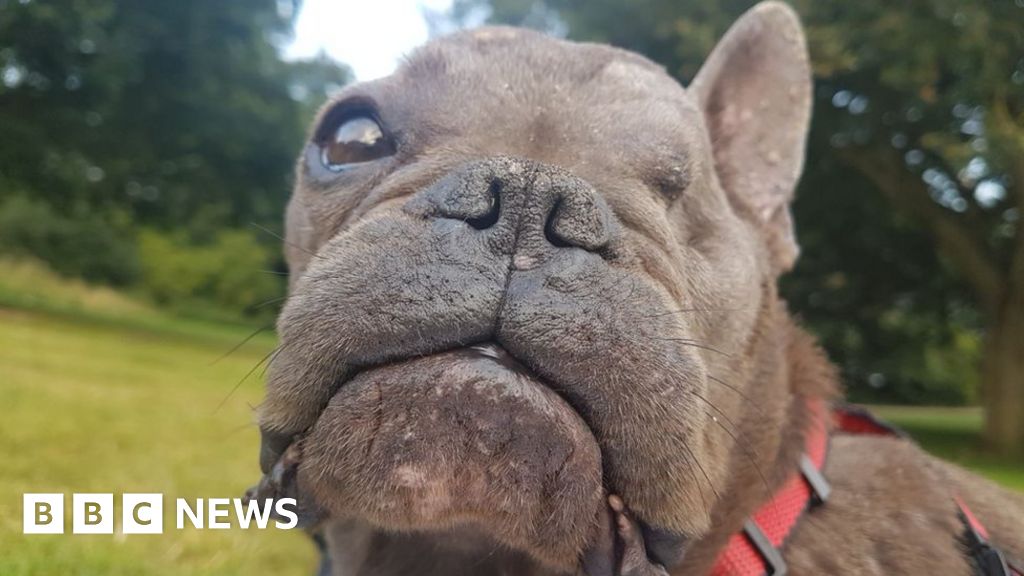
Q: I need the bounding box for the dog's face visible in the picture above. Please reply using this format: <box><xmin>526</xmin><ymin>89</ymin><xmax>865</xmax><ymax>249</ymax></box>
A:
<box><xmin>258</xmin><ymin>3</ymin><xmax>811</xmax><ymax>571</ymax></box>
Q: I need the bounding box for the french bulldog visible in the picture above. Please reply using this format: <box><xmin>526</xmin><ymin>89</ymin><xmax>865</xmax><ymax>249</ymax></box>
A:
<box><xmin>253</xmin><ymin>2</ymin><xmax>1024</xmax><ymax>574</ymax></box>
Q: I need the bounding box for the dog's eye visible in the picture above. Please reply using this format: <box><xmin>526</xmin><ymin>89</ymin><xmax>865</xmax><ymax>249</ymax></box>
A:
<box><xmin>319</xmin><ymin>114</ymin><xmax>395</xmax><ymax>171</ymax></box>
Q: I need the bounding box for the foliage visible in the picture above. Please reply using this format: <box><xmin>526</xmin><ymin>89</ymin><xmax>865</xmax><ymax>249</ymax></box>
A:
<box><xmin>0</xmin><ymin>194</ymin><xmax>139</xmax><ymax>284</ymax></box>
<box><xmin>0</xmin><ymin>0</ymin><xmax>349</xmax><ymax>230</ymax></box>
<box><xmin>0</xmin><ymin>255</ymin><xmax>151</xmax><ymax>317</ymax></box>
<box><xmin>782</xmin><ymin>147</ymin><xmax>983</xmax><ymax>405</ymax></box>
<box><xmin>0</xmin><ymin>0</ymin><xmax>350</xmax><ymax>319</ymax></box>
<box><xmin>137</xmin><ymin>228</ymin><xmax>283</xmax><ymax>318</ymax></box>
<box><xmin>452</xmin><ymin>0</ymin><xmax>1024</xmax><ymax>415</ymax></box>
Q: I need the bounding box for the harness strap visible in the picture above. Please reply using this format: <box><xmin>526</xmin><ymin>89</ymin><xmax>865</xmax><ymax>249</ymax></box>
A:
<box><xmin>710</xmin><ymin>398</ymin><xmax>830</xmax><ymax>576</ymax></box>
<box><xmin>832</xmin><ymin>404</ymin><xmax>907</xmax><ymax>438</ymax></box>
<box><xmin>709</xmin><ymin>401</ymin><xmax>1022</xmax><ymax>576</ymax></box>
<box><xmin>957</xmin><ymin>496</ymin><xmax>1024</xmax><ymax>576</ymax></box>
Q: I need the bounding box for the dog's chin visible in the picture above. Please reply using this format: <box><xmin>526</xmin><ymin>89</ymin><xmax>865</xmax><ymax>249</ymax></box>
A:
<box><xmin>295</xmin><ymin>344</ymin><xmax>605</xmax><ymax>571</ymax></box>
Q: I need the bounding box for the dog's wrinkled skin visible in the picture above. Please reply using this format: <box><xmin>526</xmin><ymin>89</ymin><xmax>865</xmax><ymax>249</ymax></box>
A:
<box><xmin>255</xmin><ymin>3</ymin><xmax>1024</xmax><ymax>575</ymax></box>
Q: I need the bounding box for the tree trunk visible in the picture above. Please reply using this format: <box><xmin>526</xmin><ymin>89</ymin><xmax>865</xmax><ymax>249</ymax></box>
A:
<box><xmin>981</xmin><ymin>290</ymin><xmax>1024</xmax><ymax>455</ymax></box>
<box><xmin>841</xmin><ymin>146</ymin><xmax>1024</xmax><ymax>454</ymax></box>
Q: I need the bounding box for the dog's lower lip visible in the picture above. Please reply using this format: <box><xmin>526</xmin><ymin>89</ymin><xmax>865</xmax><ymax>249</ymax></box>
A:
<box><xmin>255</xmin><ymin>340</ymin><xmax>605</xmax><ymax>521</ymax></box>
<box><xmin>262</xmin><ymin>341</ymin><xmax>541</xmax><ymax>472</ymax></box>
<box><xmin>282</xmin><ymin>338</ymin><xmax>609</xmax><ymax>567</ymax></box>
<box><xmin>338</xmin><ymin>341</ymin><xmax>593</xmax><ymax>429</ymax></box>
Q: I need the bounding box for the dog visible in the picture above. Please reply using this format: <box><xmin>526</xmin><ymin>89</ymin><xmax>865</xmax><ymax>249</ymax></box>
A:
<box><xmin>252</xmin><ymin>3</ymin><xmax>1024</xmax><ymax>574</ymax></box>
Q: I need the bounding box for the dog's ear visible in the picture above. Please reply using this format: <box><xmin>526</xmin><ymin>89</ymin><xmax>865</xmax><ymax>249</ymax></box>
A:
<box><xmin>691</xmin><ymin>1</ymin><xmax>812</xmax><ymax>273</ymax></box>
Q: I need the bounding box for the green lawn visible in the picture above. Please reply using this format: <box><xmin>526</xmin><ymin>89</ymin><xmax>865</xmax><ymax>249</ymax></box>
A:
<box><xmin>0</xmin><ymin>308</ymin><xmax>316</xmax><ymax>576</ymax></box>
<box><xmin>868</xmin><ymin>405</ymin><xmax>1024</xmax><ymax>491</ymax></box>
<box><xmin>0</xmin><ymin>271</ymin><xmax>1020</xmax><ymax>574</ymax></box>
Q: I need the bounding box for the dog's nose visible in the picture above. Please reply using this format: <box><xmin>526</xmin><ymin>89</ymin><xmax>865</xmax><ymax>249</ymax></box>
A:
<box><xmin>414</xmin><ymin>157</ymin><xmax>612</xmax><ymax>253</ymax></box>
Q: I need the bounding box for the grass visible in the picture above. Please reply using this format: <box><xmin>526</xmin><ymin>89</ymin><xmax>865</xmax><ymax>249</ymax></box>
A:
<box><xmin>0</xmin><ymin>260</ymin><xmax>1019</xmax><ymax>574</ymax></box>
<box><xmin>0</xmin><ymin>307</ymin><xmax>315</xmax><ymax>575</ymax></box>
<box><xmin>0</xmin><ymin>257</ymin><xmax>277</xmax><ymax>343</ymax></box>
<box><xmin>868</xmin><ymin>405</ymin><xmax>1024</xmax><ymax>491</ymax></box>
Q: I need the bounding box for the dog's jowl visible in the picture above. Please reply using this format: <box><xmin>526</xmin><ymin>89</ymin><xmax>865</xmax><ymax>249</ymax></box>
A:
<box><xmin>251</xmin><ymin>2</ymin><xmax>1024</xmax><ymax>575</ymax></box>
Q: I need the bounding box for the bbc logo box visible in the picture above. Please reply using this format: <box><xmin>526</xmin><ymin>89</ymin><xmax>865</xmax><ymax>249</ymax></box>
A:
<box><xmin>22</xmin><ymin>494</ymin><xmax>64</xmax><ymax>534</ymax></box>
<box><xmin>24</xmin><ymin>493</ymin><xmax>164</xmax><ymax>534</ymax></box>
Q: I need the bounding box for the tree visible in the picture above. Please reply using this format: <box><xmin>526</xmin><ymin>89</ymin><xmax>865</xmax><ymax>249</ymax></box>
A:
<box><xmin>805</xmin><ymin>1</ymin><xmax>1024</xmax><ymax>455</ymax></box>
<box><xmin>0</xmin><ymin>0</ymin><xmax>351</xmax><ymax>282</ymax></box>
<box><xmin>452</xmin><ymin>0</ymin><xmax>1024</xmax><ymax>453</ymax></box>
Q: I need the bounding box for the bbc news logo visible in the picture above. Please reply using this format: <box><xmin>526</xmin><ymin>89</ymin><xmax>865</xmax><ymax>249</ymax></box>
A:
<box><xmin>23</xmin><ymin>493</ymin><xmax>297</xmax><ymax>534</ymax></box>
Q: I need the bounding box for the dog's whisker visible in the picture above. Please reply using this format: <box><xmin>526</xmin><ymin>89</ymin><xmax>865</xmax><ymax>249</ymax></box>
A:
<box><xmin>642</xmin><ymin>306</ymin><xmax>748</xmax><ymax>319</ymax></box>
<box><xmin>702</xmin><ymin>405</ymin><xmax>773</xmax><ymax>502</ymax></box>
<box><xmin>259</xmin><ymin>345</ymin><xmax>287</xmax><ymax>380</ymax></box>
<box><xmin>211</xmin><ymin>323</ymin><xmax>273</xmax><ymax>365</ymax></box>
<box><xmin>684</xmin><ymin>382</ymin><xmax>772</xmax><ymax>496</ymax></box>
<box><xmin>250</xmin><ymin>295</ymin><xmax>289</xmax><ymax>311</ymax></box>
<box><xmin>250</xmin><ymin>222</ymin><xmax>326</xmax><ymax>260</ymax></box>
<box><xmin>610</xmin><ymin>332</ymin><xmax>773</xmax><ymax>510</ymax></box>
<box><xmin>680</xmin><ymin>441</ymin><xmax>721</xmax><ymax>503</ymax></box>
<box><xmin>654</xmin><ymin>337</ymin><xmax>732</xmax><ymax>358</ymax></box>
<box><xmin>658</xmin><ymin>362</ymin><xmax>772</xmax><ymax>503</ymax></box>
<box><xmin>706</xmin><ymin>374</ymin><xmax>767</xmax><ymax>418</ymax></box>
<box><xmin>677</xmin><ymin>443</ymin><xmax>711</xmax><ymax>519</ymax></box>
<box><xmin>215</xmin><ymin>343</ymin><xmax>287</xmax><ymax>414</ymax></box>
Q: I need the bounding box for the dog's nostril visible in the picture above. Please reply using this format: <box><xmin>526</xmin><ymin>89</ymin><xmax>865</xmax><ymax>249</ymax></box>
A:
<box><xmin>544</xmin><ymin>199</ymin><xmax>573</xmax><ymax>248</ymax></box>
<box><xmin>465</xmin><ymin>178</ymin><xmax>501</xmax><ymax>230</ymax></box>
<box><xmin>544</xmin><ymin>194</ymin><xmax>612</xmax><ymax>253</ymax></box>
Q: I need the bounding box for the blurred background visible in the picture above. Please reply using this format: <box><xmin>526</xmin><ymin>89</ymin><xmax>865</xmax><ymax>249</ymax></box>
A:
<box><xmin>0</xmin><ymin>0</ymin><xmax>1021</xmax><ymax>574</ymax></box>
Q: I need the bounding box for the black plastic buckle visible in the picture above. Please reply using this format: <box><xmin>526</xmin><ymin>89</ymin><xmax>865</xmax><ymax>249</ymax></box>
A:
<box><xmin>799</xmin><ymin>454</ymin><xmax>832</xmax><ymax>506</ymax></box>
<box><xmin>962</xmin><ymin>515</ymin><xmax>1012</xmax><ymax>576</ymax></box>
<box><xmin>971</xmin><ymin>543</ymin><xmax>1011</xmax><ymax>576</ymax></box>
<box><xmin>742</xmin><ymin>520</ymin><xmax>788</xmax><ymax>576</ymax></box>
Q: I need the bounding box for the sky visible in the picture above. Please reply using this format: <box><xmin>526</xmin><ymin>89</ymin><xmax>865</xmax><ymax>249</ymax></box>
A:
<box><xmin>285</xmin><ymin>0</ymin><xmax>457</xmax><ymax>81</ymax></box>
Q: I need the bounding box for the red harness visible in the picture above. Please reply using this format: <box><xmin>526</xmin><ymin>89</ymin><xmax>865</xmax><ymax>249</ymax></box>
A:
<box><xmin>710</xmin><ymin>400</ymin><xmax>1023</xmax><ymax>576</ymax></box>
